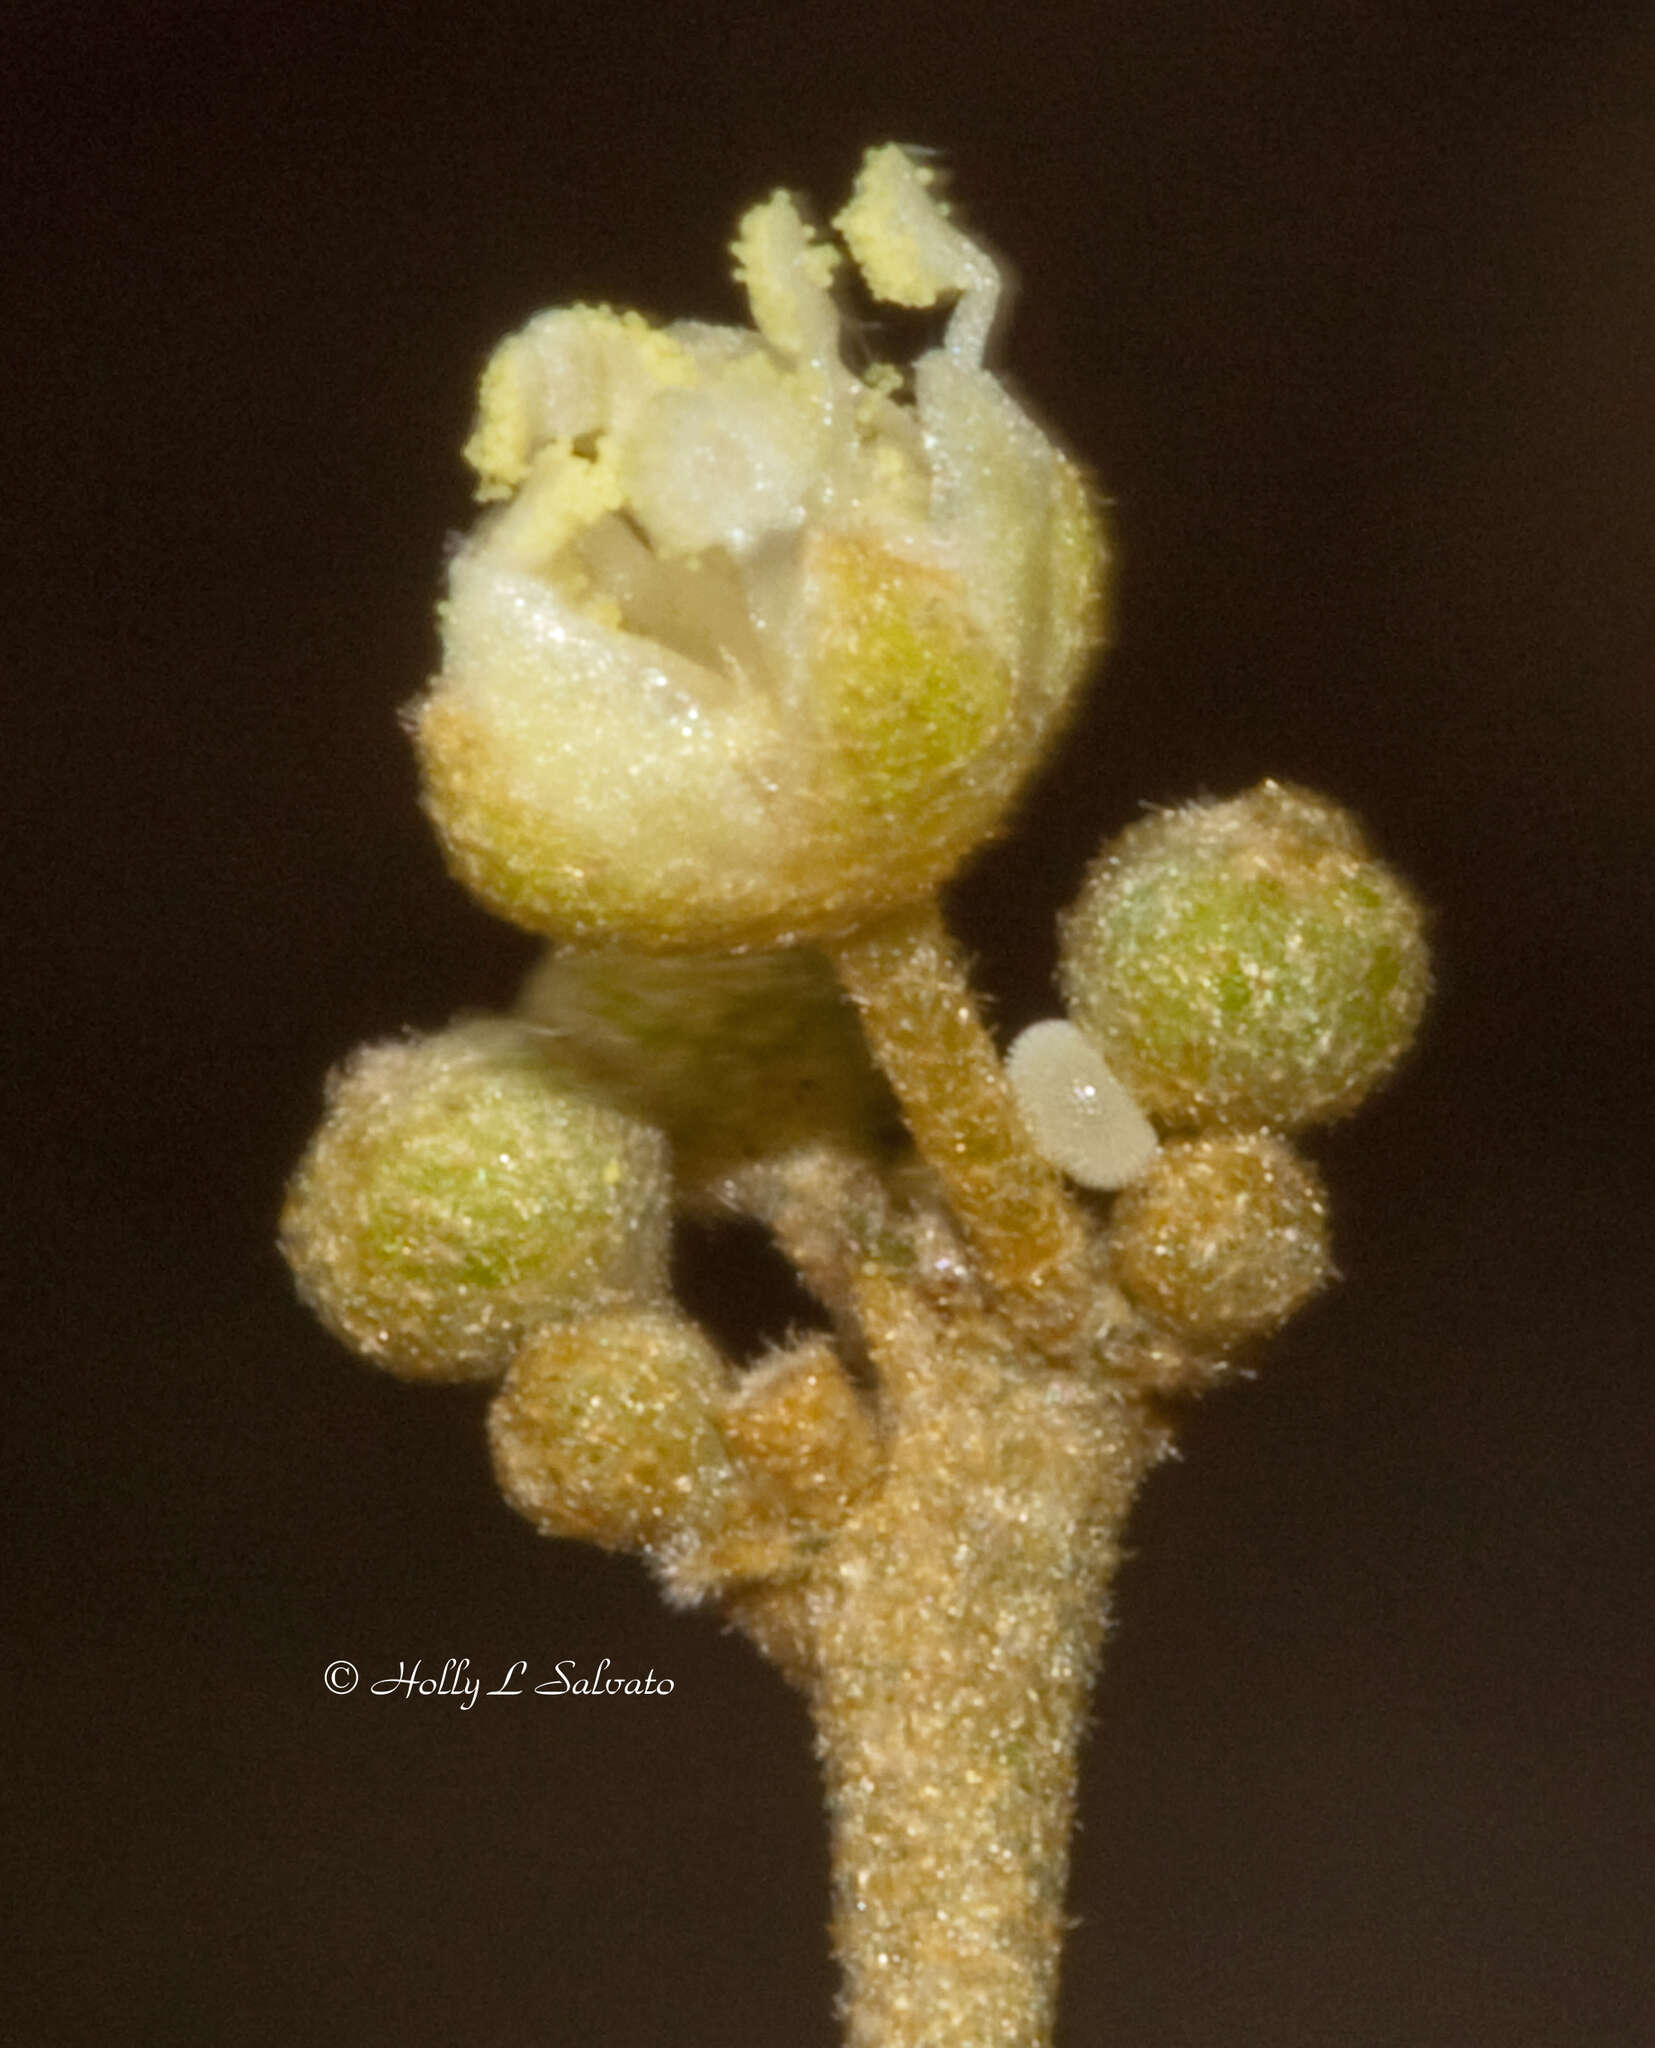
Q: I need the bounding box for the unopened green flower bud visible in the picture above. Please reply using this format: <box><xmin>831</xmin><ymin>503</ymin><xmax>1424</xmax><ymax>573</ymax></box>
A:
<box><xmin>517</xmin><ymin>944</ymin><xmax>892</xmax><ymax>1187</ymax></box>
<box><xmin>415</xmin><ymin>144</ymin><xmax>1106</xmax><ymax>951</ymax></box>
<box><xmin>280</xmin><ymin>1020</ymin><xmax>669</xmax><ymax>1381</ymax></box>
<box><xmin>1107</xmin><ymin>1131</ymin><xmax>1331</xmax><ymax>1348</ymax></box>
<box><xmin>489</xmin><ymin>1305</ymin><xmax>736</xmax><ymax>1552</ymax></box>
<box><xmin>1059</xmin><ymin>782</ymin><xmax>1429</xmax><ymax>1130</ymax></box>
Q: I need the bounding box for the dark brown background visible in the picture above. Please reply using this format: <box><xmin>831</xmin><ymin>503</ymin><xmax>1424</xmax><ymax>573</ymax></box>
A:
<box><xmin>7</xmin><ymin>2</ymin><xmax>1651</xmax><ymax>2042</ymax></box>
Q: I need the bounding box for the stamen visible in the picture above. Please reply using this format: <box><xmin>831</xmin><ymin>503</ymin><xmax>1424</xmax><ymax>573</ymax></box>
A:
<box><xmin>835</xmin><ymin>145</ymin><xmax>1002</xmax><ymax>367</ymax></box>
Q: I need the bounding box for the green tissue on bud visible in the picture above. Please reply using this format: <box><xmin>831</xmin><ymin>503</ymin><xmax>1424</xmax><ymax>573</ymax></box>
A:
<box><xmin>1108</xmin><ymin>1130</ymin><xmax>1331</xmax><ymax>1349</ymax></box>
<box><xmin>803</xmin><ymin>532</ymin><xmax>1013</xmax><ymax>826</ymax></box>
<box><xmin>489</xmin><ymin>1305</ymin><xmax>736</xmax><ymax>1552</ymax></box>
<box><xmin>1060</xmin><ymin>781</ymin><xmax>1428</xmax><ymax>1130</ymax></box>
<box><xmin>280</xmin><ymin>1019</ymin><xmax>670</xmax><ymax>1382</ymax></box>
<box><xmin>517</xmin><ymin>944</ymin><xmax>893</xmax><ymax>1189</ymax></box>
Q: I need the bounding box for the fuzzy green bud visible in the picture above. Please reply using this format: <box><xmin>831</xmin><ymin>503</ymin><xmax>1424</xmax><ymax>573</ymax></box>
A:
<box><xmin>415</xmin><ymin>145</ymin><xmax>1105</xmax><ymax>951</ymax></box>
<box><xmin>1107</xmin><ymin>1130</ymin><xmax>1331</xmax><ymax>1348</ymax></box>
<box><xmin>1059</xmin><ymin>781</ymin><xmax>1429</xmax><ymax>1130</ymax></box>
<box><xmin>489</xmin><ymin>1305</ymin><xmax>736</xmax><ymax>1552</ymax></box>
<box><xmin>517</xmin><ymin>944</ymin><xmax>892</xmax><ymax>1188</ymax></box>
<box><xmin>280</xmin><ymin>1020</ymin><xmax>670</xmax><ymax>1381</ymax></box>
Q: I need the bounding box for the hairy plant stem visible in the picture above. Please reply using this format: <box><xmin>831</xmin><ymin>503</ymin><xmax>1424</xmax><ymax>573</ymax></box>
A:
<box><xmin>711</xmin><ymin>1145</ymin><xmax>896</xmax><ymax>1366</ymax></box>
<box><xmin>734</xmin><ymin>1274</ymin><xmax>1160</xmax><ymax>2048</ymax></box>
<box><xmin>827</xmin><ymin>901</ymin><xmax>1095</xmax><ymax>1350</ymax></box>
<box><xmin>713</xmin><ymin>913</ymin><xmax>1166</xmax><ymax>2047</ymax></box>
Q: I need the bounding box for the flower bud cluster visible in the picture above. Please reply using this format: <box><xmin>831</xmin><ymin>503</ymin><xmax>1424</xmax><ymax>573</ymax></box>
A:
<box><xmin>282</xmin><ymin>1004</ymin><xmax>887</xmax><ymax>1571</ymax></box>
<box><xmin>1006</xmin><ymin>782</ymin><xmax>1427</xmax><ymax>1360</ymax></box>
<box><xmin>284</xmin><ymin>146</ymin><xmax>1433</xmax><ymax>1606</ymax></box>
<box><xmin>280</xmin><ymin>141</ymin><xmax>1441</xmax><ymax>2048</ymax></box>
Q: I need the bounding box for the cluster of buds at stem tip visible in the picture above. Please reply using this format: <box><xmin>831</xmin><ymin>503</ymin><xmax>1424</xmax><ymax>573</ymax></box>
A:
<box><xmin>282</xmin><ymin>145</ymin><xmax>1435</xmax><ymax>1534</ymax></box>
<box><xmin>282</xmin><ymin>146</ymin><xmax>1434</xmax><ymax>2048</ymax></box>
<box><xmin>1007</xmin><ymin>780</ymin><xmax>1430</xmax><ymax>1361</ymax></box>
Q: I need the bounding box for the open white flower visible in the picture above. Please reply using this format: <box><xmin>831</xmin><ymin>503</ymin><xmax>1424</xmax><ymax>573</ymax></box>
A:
<box><xmin>415</xmin><ymin>145</ymin><xmax>1107</xmax><ymax>951</ymax></box>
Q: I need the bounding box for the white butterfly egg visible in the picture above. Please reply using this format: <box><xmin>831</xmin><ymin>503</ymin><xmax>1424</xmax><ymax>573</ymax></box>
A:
<box><xmin>1005</xmin><ymin>1018</ymin><xmax>1160</xmax><ymax>1191</ymax></box>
